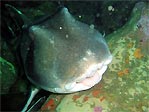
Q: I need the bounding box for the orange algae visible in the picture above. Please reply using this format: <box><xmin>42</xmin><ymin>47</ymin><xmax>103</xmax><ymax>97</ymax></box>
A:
<box><xmin>124</xmin><ymin>68</ymin><xmax>129</xmax><ymax>74</ymax></box>
<box><xmin>117</xmin><ymin>71</ymin><xmax>124</xmax><ymax>77</ymax></box>
<box><xmin>72</xmin><ymin>95</ymin><xmax>80</xmax><ymax>101</ymax></box>
<box><xmin>41</xmin><ymin>98</ymin><xmax>55</xmax><ymax>110</ymax></box>
<box><xmin>92</xmin><ymin>90</ymin><xmax>100</xmax><ymax>97</ymax></box>
<box><xmin>117</xmin><ymin>68</ymin><xmax>129</xmax><ymax>77</ymax></box>
<box><xmin>99</xmin><ymin>96</ymin><xmax>105</xmax><ymax>102</ymax></box>
<box><xmin>134</xmin><ymin>48</ymin><xmax>143</xmax><ymax>59</ymax></box>
<box><xmin>83</xmin><ymin>96</ymin><xmax>89</xmax><ymax>102</ymax></box>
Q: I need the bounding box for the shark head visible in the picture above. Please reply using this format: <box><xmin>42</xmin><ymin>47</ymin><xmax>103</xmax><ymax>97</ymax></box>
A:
<box><xmin>21</xmin><ymin>7</ymin><xmax>112</xmax><ymax>93</ymax></box>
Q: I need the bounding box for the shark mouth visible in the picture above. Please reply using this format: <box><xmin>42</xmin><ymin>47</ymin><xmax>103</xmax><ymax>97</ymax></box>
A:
<box><xmin>65</xmin><ymin>66</ymin><xmax>107</xmax><ymax>92</ymax></box>
<box><xmin>54</xmin><ymin>56</ymin><xmax>112</xmax><ymax>93</ymax></box>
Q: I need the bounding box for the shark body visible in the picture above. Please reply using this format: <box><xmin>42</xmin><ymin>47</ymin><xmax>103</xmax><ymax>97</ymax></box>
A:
<box><xmin>21</xmin><ymin>7</ymin><xmax>112</xmax><ymax>93</ymax></box>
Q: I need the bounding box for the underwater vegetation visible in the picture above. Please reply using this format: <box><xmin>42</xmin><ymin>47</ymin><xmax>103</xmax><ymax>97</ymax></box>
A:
<box><xmin>0</xmin><ymin>57</ymin><xmax>17</xmax><ymax>94</ymax></box>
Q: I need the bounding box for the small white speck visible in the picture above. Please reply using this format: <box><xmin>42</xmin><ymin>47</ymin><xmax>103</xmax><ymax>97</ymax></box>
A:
<box><xmin>78</xmin><ymin>15</ymin><xmax>82</xmax><ymax>18</ymax></box>
<box><xmin>66</xmin><ymin>34</ymin><xmax>69</xmax><ymax>38</ymax></box>
<box><xmin>108</xmin><ymin>5</ymin><xmax>114</xmax><ymax>11</ymax></box>
<box><xmin>59</xmin><ymin>26</ymin><xmax>62</xmax><ymax>29</ymax></box>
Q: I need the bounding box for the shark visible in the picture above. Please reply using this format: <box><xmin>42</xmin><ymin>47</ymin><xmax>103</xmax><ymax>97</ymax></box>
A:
<box><xmin>21</xmin><ymin>7</ymin><xmax>112</xmax><ymax>93</ymax></box>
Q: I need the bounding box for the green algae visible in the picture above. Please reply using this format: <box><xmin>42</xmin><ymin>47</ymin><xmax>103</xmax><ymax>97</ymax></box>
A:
<box><xmin>0</xmin><ymin>57</ymin><xmax>17</xmax><ymax>94</ymax></box>
<box><xmin>0</xmin><ymin>57</ymin><xmax>16</xmax><ymax>75</ymax></box>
